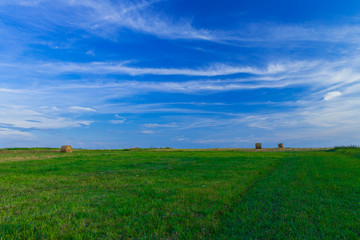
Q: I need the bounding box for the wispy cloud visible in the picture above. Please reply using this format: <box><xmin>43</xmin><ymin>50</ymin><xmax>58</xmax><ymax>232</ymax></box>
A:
<box><xmin>0</xmin><ymin>128</ymin><xmax>33</xmax><ymax>137</ymax></box>
<box><xmin>143</xmin><ymin>123</ymin><xmax>178</xmax><ymax>128</ymax></box>
<box><xmin>167</xmin><ymin>93</ymin><xmax>360</xmax><ymax>147</ymax></box>
<box><xmin>0</xmin><ymin>60</ymin><xmax>287</xmax><ymax>77</ymax></box>
<box><xmin>110</xmin><ymin>120</ymin><xmax>126</xmax><ymax>124</ymax></box>
<box><xmin>64</xmin><ymin>0</ymin><xmax>213</xmax><ymax>40</ymax></box>
<box><xmin>69</xmin><ymin>106</ymin><xmax>96</xmax><ymax>112</ymax></box>
<box><xmin>220</xmin><ymin>23</ymin><xmax>360</xmax><ymax>44</ymax></box>
<box><xmin>109</xmin><ymin>115</ymin><xmax>126</xmax><ymax>124</ymax></box>
<box><xmin>323</xmin><ymin>91</ymin><xmax>342</xmax><ymax>101</ymax></box>
<box><xmin>86</xmin><ymin>49</ymin><xmax>95</xmax><ymax>56</ymax></box>
<box><xmin>1</xmin><ymin>54</ymin><xmax>360</xmax><ymax>108</ymax></box>
<box><xmin>2</xmin><ymin>53</ymin><xmax>358</xmax><ymax>92</ymax></box>
<box><xmin>0</xmin><ymin>105</ymin><xmax>92</xmax><ymax>139</ymax></box>
<box><xmin>140</xmin><ymin>130</ymin><xmax>155</xmax><ymax>134</ymax></box>
<box><xmin>5</xmin><ymin>0</ymin><xmax>360</xmax><ymax>44</ymax></box>
<box><xmin>0</xmin><ymin>0</ymin><xmax>212</xmax><ymax>41</ymax></box>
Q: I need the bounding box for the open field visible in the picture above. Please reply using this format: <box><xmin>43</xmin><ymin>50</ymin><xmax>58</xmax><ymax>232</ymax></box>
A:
<box><xmin>0</xmin><ymin>147</ymin><xmax>359</xmax><ymax>239</ymax></box>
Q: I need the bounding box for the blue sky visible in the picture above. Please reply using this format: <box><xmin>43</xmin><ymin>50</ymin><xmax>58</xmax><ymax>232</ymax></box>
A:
<box><xmin>1</xmin><ymin>0</ymin><xmax>360</xmax><ymax>149</ymax></box>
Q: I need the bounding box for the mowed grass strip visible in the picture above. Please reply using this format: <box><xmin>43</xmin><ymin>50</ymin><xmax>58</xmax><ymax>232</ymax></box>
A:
<box><xmin>215</xmin><ymin>149</ymin><xmax>360</xmax><ymax>239</ymax></box>
<box><xmin>0</xmin><ymin>150</ymin><xmax>283</xmax><ymax>239</ymax></box>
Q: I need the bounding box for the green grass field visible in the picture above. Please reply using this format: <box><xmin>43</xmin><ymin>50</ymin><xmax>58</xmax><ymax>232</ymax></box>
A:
<box><xmin>0</xmin><ymin>148</ymin><xmax>359</xmax><ymax>239</ymax></box>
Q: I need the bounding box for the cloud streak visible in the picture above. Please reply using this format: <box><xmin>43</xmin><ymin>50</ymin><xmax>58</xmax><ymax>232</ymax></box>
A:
<box><xmin>0</xmin><ymin>0</ymin><xmax>213</xmax><ymax>41</ymax></box>
<box><xmin>69</xmin><ymin>106</ymin><xmax>96</xmax><ymax>112</ymax></box>
<box><xmin>1</xmin><ymin>54</ymin><xmax>360</xmax><ymax>104</ymax></box>
<box><xmin>0</xmin><ymin>105</ymin><xmax>92</xmax><ymax>131</ymax></box>
<box><xmin>3</xmin><ymin>0</ymin><xmax>360</xmax><ymax>44</ymax></box>
<box><xmin>0</xmin><ymin>128</ymin><xmax>33</xmax><ymax>137</ymax></box>
<box><xmin>0</xmin><ymin>60</ymin><xmax>288</xmax><ymax>77</ymax></box>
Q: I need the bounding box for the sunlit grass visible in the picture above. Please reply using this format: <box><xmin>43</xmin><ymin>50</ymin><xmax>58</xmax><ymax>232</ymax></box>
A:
<box><xmin>0</xmin><ymin>148</ymin><xmax>358</xmax><ymax>239</ymax></box>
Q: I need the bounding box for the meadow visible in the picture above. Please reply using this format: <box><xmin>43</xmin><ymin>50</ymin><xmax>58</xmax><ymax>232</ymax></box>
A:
<box><xmin>0</xmin><ymin>147</ymin><xmax>358</xmax><ymax>239</ymax></box>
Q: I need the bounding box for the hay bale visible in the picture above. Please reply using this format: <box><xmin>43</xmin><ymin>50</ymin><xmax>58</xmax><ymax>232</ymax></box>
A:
<box><xmin>60</xmin><ymin>145</ymin><xmax>72</xmax><ymax>153</ymax></box>
<box><xmin>255</xmin><ymin>143</ymin><xmax>262</xmax><ymax>149</ymax></box>
<box><xmin>278</xmin><ymin>143</ymin><xmax>284</xmax><ymax>148</ymax></box>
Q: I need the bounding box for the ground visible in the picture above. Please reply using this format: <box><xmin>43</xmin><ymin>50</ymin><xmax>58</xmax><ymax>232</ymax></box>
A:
<box><xmin>0</xmin><ymin>147</ymin><xmax>359</xmax><ymax>239</ymax></box>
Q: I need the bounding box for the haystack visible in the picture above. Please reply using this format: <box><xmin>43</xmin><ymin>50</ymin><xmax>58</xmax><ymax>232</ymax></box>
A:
<box><xmin>278</xmin><ymin>143</ymin><xmax>284</xmax><ymax>148</ymax></box>
<box><xmin>255</xmin><ymin>143</ymin><xmax>262</xmax><ymax>149</ymax></box>
<box><xmin>60</xmin><ymin>145</ymin><xmax>72</xmax><ymax>153</ymax></box>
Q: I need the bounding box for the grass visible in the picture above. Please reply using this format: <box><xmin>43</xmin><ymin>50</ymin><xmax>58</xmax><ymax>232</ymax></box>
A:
<box><xmin>0</xmin><ymin>148</ymin><xmax>358</xmax><ymax>239</ymax></box>
<box><xmin>216</xmin><ymin>149</ymin><xmax>360</xmax><ymax>239</ymax></box>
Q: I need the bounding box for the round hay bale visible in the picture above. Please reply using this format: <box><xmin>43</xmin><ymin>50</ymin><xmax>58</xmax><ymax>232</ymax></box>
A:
<box><xmin>60</xmin><ymin>145</ymin><xmax>72</xmax><ymax>153</ymax></box>
<box><xmin>278</xmin><ymin>143</ymin><xmax>284</xmax><ymax>148</ymax></box>
<box><xmin>255</xmin><ymin>143</ymin><xmax>262</xmax><ymax>149</ymax></box>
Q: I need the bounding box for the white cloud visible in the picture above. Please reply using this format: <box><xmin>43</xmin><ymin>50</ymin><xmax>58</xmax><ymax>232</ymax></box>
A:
<box><xmin>1</xmin><ymin>0</ymin><xmax>47</xmax><ymax>6</ymax></box>
<box><xmin>324</xmin><ymin>91</ymin><xmax>342</xmax><ymax>101</ymax></box>
<box><xmin>66</xmin><ymin>0</ymin><xmax>213</xmax><ymax>40</ymax></box>
<box><xmin>1</xmin><ymin>54</ymin><xmax>360</xmax><ymax>108</ymax></box>
<box><xmin>0</xmin><ymin>128</ymin><xmax>32</xmax><ymax>137</ymax></box>
<box><xmin>0</xmin><ymin>0</ymin><xmax>212</xmax><ymax>41</ymax></box>
<box><xmin>69</xmin><ymin>106</ymin><xmax>96</xmax><ymax>112</ymax></box>
<box><xmin>168</xmin><ymin>96</ymin><xmax>360</xmax><ymax>147</ymax></box>
<box><xmin>110</xmin><ymin>120</ymin><xmax>125</xmax><ymax>124</ymax></box>
<box><xmin>110</xmin><ymin>115</ymin><xmax>126</xmax><ymax>124</ymax></box>
<box><xmin>3</xmin><ymin>1</ymin><xmax>360</xmax><ymax>45</ymax></box>
<box><xmin>0</xmin><ymin>105</ymin><xmax>92</xmax><ymax>130</ymax></box>
<box><xmin>2</xmin><ymin>61</ymin><xmax>283</xmax><ymax>77</ymax></box>
<box><xmin>143</xmin><ymin>123</ymin><xmax>178</xmax><ymax>128</ymax></box>
<box><xmin>115</xmin><ymin>114</ymin><xmax>124</xmax><ymax>118</ymax></box>
<box><xmin>140</xmin><ymin>130</ymin><xmax>154</xmax><ymax>134</ymax></box>
<box><xmin>0</xmin><ymin>88</ymin><xmax>25</xmax><ymax>93</ymax></box>
<box><xmin>86</xmin><ymin>49</ymin><xmax>95</xmax><ymax>56</ymax></box>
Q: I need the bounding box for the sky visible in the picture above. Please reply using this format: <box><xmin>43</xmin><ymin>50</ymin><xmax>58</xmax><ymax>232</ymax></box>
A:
<box><xmin>1</xmin><ymin>0</ymin><xmax>360</xmax><ymax>149</ymax></box>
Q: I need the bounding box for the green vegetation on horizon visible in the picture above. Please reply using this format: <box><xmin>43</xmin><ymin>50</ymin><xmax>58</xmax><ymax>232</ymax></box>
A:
<box><xmin>0</xmin><ymin>148</ymin><xmax>359</xmax><ymax>239</ymax></box>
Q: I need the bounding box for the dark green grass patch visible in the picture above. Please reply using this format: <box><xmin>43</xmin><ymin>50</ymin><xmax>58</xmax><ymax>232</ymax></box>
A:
<box><xmin>215</xmin><ymin>150</ymin><xmax>360</xmax><ymax>239</ymax></box>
